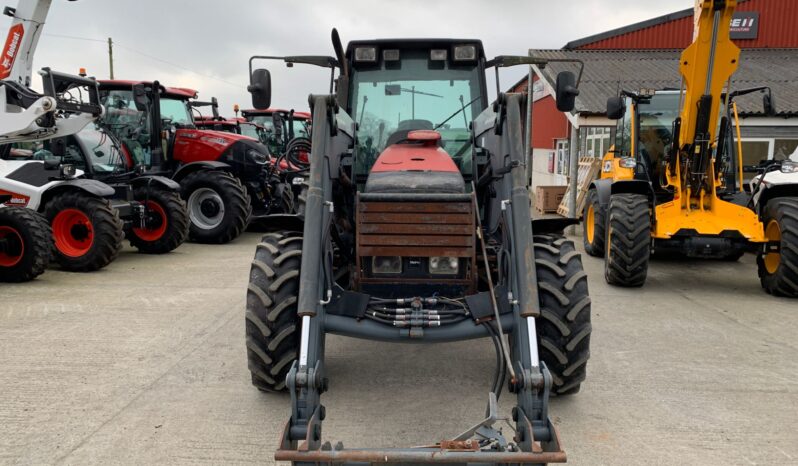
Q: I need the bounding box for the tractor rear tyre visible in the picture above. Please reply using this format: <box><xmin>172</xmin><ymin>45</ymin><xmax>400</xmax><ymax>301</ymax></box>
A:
<box><xmin>245</xmin><ymin>232</ymin><xmax>302</xmax><ymax>392</ymax></box>
<box><xmin>604</xmin><ymin>193</ymin><xmax>650</xmax><ymax>287</ymax></box>
<box><xmin>534</xmin><ymin>234</ymin><xmax>592</xmax><ymax>395</ymax></box>
<box><xmin>45</xmin><ymin>192</ymin><xmax>124</xmax><ymax>272</ymax></box>
<box><xmin>758</xmin><ymin>198</ymin><xmax>798</xmax><ymax>297</ymax></box>
<box><xmin>181</xmin><ymin>170</ymin><xmax>251</xmax><ymax>244</ymax></box>
<box><xmin>128</xmin><ymin>187</ymin><xmax>189</xmax><ymax>254</ymax></box>
<box><xmin>0</xmin><ymin>207</ymin><xmax>52</xmax><ymax>282</ymax></box>
<box><xmin>295</xmin><ymin>180</ymin><xmax>308</xmax><ymax>218</ymax></box>
<box><xmin>582</xmin><ymin>189</ymin><xmax>605</xmax><ymax>257</ymax></box>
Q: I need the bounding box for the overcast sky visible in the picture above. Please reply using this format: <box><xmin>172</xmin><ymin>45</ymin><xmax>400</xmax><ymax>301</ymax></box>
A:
<box><xmin>6</xmin><ymin>0</ymin><xmax>690</xmax><ymax>115</ymax></box>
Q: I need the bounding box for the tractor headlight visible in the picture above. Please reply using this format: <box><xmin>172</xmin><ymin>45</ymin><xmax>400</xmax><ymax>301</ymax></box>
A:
<box><xmin>247</xmin><ymin>149</ymin><xmax>269</xmax><ymax>165</ymax></box>
<box><xmin>781</xmin><ymin>161</ymin><xmax>798</xmax><ymax>173</ymax></box>
<box><xmin>354</xmin><ymin>46</ymin><xmax>377</xmax><ymax>63</ymax></box>
<box><xmin>430</xmin><ymin>49</ymin><xmax>448</xmax><ymax>61</ymax></box>
<box><xmin>59</xmin><ymin>164</ymin><xmax>77</xmax><ymax>179</ymax></box>
<box><xmin>619</xmin><ymin>157</ymin><xmax>637</xmax><ymax>169</ymax></box>
<box><xmin>372</xmin><ymin>256</ymin><xmax>401</xmax><ymax>274</ymax></box>
<box><xmin>429</xmin><ymin>256</ymin><xmax>459</xmax><ymax>275</ymax></box>
<box><xmin>453</xmin><ymin>45</ymin><xmax>477</xmax><ymax>62</ymax></box>
<box><xmin>291</xmin><ymin>176</ymin><xmax>305</xmax><ymax>185</ymax></box>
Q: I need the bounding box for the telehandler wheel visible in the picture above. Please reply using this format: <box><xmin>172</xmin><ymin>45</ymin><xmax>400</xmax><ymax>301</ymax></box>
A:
<box><xmin>582</xmin><ymin>189</ymin><xmax>605</xmax><ymax>257</ymax></box>
<box><xmin>128</xmin><ymin>187</ymin><xmax>189</xmax><ymax>254</ymax></box>
<box><xmin>245</xmin><ymin>231</ymin><xmax>302</xmax><ymax>392</ymax></box>
<box><xmin>181</xmin><ymin>170</ymin><xmax>251</xmax><ymax>244</ymax></box>
<box><xmin>45</xmin><ymin>192</ymin><xmax>123</xmax><ymax>272</ymax></box>
<box><xmin>0</xmin><ymin>207</ymin><xmax>52</xmax><ymax>282</ymax></box>
<box><xmin>604</xmin><ymin>193</ymin><xmax>650</xmax><ymax>287</ymax></box>
<box><xmin>534</xmin><ymin>234</ymin><xmax>592</xmax><ymax>395</ymax></box>
<box><xmin>757</xmin><ymin>198</ymin><xmax>798</xmax><ymax>297</ymax></box>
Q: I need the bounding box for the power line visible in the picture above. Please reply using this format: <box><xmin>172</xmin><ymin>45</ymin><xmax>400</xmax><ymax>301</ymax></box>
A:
<box><xmin>42</xmin><ymin>33</ymin><xmax>244</xmax><ymax>89</ymax></box>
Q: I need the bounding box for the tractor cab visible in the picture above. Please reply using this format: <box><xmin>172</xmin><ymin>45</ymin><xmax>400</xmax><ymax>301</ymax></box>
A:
<box><xmin>241</xmin><ymin>108</ymin><xmax>310</xmax><ymax>155</ymax></box>
<box><xmin>344</xmin><ymin>40</ymin><xmax>486</xmax><ymax>191</ymax></box>
<box><xmin>604</xmin><ymin>90</ymin><xmax>680</xmax><ymax>200</ymax></box>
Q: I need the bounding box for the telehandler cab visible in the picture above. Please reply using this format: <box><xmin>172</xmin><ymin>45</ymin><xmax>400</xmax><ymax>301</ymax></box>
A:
<box><xmin>583</xmin><ymin>0</ymin><xmax>798</xmax><ymax>296</ymax></box>
<box><xmin>244</xmin><ymin>30</ymin><xmax>590</xmax><ymax>465</ymax></box>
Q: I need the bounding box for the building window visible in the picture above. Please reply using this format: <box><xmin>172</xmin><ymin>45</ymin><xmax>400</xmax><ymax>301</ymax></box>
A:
<box><xmin>737</xmin><ymin>138</ymin><xmax>798</xmax><ymax>175</ymax></box>
<box><xmin>555</xmin><ymin>139</ymin><xmax>569</xmax><ymax>176</ymax></box>
<box><xmin>580</xmin><ymin>126</ymin><xmax>613</xmax><ymax>158</ymax></box>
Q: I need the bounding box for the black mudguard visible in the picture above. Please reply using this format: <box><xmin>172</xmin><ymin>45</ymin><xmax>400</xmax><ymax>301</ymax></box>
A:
<box><xmin>130</xmin><ymin>175</ymin><xmax>181</xmax><ymax>192</ymax></box>
<box><xmin>532</xmin><ymin>217</ymin><xmax>579</xmax><ymax>235</ymax></box>
<box><xmin>172</xmin><ymin>161</ymin><xmax>231</xmax><ymax>182</ymax></box>
<box><xmin>49</xmin><ymin>178</ymin><xmax>116</xmax><ymax>198</ymax></box>
<box><xmin>250</xmin><ymin>213</ymin><xmax>304</xmax><ymax>232</ymax></box>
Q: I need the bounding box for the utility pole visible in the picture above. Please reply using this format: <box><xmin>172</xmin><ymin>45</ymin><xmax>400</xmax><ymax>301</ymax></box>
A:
<box><xmin>107</xmin><ymin>37</ymin><xmax>114</xmax><ymax>79</ymax></box>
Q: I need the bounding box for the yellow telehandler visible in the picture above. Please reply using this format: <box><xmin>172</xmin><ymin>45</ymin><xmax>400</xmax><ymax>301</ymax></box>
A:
<box><xmin>582</xmin><ymin>0</ymin><xmax>798</xmax><ymax>296</ymax></box>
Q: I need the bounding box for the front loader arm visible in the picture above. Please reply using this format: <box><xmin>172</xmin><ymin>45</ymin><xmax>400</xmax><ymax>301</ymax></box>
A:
<box><xmin>669</xmin><ymin>0</ymin><xmax>739</xmax><ymax>197</ymax></box>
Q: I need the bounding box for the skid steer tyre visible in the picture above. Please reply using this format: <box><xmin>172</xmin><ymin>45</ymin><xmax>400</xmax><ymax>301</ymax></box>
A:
<box><xmin>245</xmin><ymin>232</ymin><xmax>302</xmax><ymax>392</ymax></box>
<box><xmin>757</xmin><ymin>198</ymin><xmax>798</xmax><ymax>297</ymax></box>
<box><xmin>534</xmin><ymin>234</ymin><xmax>592</xmax><ymax>395</ymax></box>
<box><xmin>45</xmin><ymin>192</ymin><xmax>124</xmax><ymax>272</ymax></box>
<box><xmin>604</xmin><ymin>193</ymin><xmax>650</xmax><ymax>287</ymax></box>
<box><xmin>582</xmin><ymin>189</ymin><xmax>605</xmax><ymax>257</ymax></box>
<box><xmin>181</xmin><ymin>170</ymin><xmax>251</xmax><ymax>244</ymax></box>
<box><xmin>128</xmin><ymin>187</ymin><xmax>189</xmax><ymax>254</ymax></box>
<box><xmin>0</xmin><ymin>207</ymin><xmax>52</xmax><ymax>282</ymax></box>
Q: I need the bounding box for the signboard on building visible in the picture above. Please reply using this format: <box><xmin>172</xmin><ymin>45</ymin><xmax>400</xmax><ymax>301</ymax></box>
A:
<box><xmin>730</xmin><ymin>12</ymin><xmax>759</xmax><ymax>39</ymax></box>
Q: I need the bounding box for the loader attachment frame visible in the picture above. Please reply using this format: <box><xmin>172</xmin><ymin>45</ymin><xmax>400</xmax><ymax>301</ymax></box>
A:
<box><xmin>275</xmin><ymin>92</ymin><xmax>565</xmax><ymax>465</ymax></box>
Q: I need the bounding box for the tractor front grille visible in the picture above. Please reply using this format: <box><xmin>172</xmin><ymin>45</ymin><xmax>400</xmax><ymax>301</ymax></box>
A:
<box><xmin>354</xmin><ymin>192</ymin><xmax>477</xmax><ymax>296</ymax></box>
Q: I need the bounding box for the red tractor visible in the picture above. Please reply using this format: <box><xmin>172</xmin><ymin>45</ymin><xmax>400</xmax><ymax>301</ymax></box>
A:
<box><xmin>240</xmin><ymin>107</ymin><xmax>311</xmax><ymax>157</ymax></box>
<box><xmin>96</xmin><ymin>80</ymin><xmax>283</xmax><ymax>243</ymax></box>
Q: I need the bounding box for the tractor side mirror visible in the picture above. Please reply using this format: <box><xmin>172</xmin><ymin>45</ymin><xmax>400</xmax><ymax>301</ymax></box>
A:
<box><xmin>132</xmin><ymin>84</ymin><xmax>149</xmax><ymax>112</ymax></box>
<box><xmin>606</xmin><ymin>96</ymin><xmax>626</xmax><ymax>120</ymax></box>
<box><xmin>555</xmin><ymin>71</ymin><xmax>578</xmax><ymax>112</ymax></box>
<box><xmin>763</xmin><ymin>93</ymin><xmax>775</xmax><ymax>116</ymax></box>
<box><xmin>248</xmin><ymin>68</ymin><xmax>272</xmax><ymax>110</ymax></box>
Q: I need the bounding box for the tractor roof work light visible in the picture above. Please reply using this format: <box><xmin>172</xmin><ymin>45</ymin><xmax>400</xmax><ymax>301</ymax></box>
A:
<box><xmin>453</xmin><ymin>44</ymin><xmax>477</xmax><ymax>62</ymax></box>
<box><xmin>383</xmin><ymin>49</ymin><xmax>400</xmax><ymax>62</ymax></box>
<box><xmin>430</xmin><ymin>49</ymin><xmax>448</xmax><ymax>61</ymax></box>
<box><xmin>354</xmin><ymin>46</ymin><xmax>377</xmax><ymax>63</ymax></box>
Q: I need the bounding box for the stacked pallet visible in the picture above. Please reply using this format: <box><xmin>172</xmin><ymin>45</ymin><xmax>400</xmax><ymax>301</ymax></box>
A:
<box><xmin>556</xmin><ymin>157</ymin><xmax>602</xmax><ymax>218</ymax></box>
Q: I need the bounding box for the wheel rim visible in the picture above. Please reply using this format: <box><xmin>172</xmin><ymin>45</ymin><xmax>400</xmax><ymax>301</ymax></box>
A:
<box><xmin>764</xmin><ymin>219</ymin><xmax>781</xmax><ymax>274</ymax></box>
<box><xmin>188</xmin><ymin>188</ymin><xmax>225</xmax><ymax>230</ymax></box>
<box><xmin>132</xmin><ymin>201</ymin><xmax>168</xmax><ymax>242</ymax></box>
<box><xmin>0</xmin><ymin>226</ymin><xmax>24</xmax><ymax>267</ymax></box>
<box><xmin>52</xmin><ymin>208</ymin><xmax>94</xmax><ymax>257</ymax></box>
<box><xmin>586</xmin><ymin>204</ymin><xmax>595</xmax><ymax>243</ymax></box>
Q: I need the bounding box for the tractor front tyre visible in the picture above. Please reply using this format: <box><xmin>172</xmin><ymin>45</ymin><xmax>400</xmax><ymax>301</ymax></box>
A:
<box><xmin>582</xmin><ymin>189</ymin><xmax>606</xmax><ymax>257</ymax></box>
<box><xmin>758</xmin><ymin>198</ymin><xmax>798</xmax><ymax>297</ymax></box>
<box><xmin>534</xmin><ymin>234</ymin><xmax>592</xmax><ymax>395</ymax></box>
<box><xmin>45</xmin><ymin>192</ymin><xmax>124</xmax><ymax>272</ymax></box>
<box><xmin>128</xmin><ymin>187</ymin><xmax>189</xmax><ymax>254</ymax></box>
<box><xmin>181</xmin><ymin>170</ymin><xmax>251</xmax><ymax>244</ymax></box>
<box><xmin>604</xmin><ymin>193</ymin><xmax>650</xmax><ymax>287</ymax></box>
<box><xmin>245</xmin><ymin>232</ymin><xmax>302</xmax><ymax>392</ymax></box>
<box><xmin>0</xmin><ymin>207</ymin><xmax>52</xmax><ymax>282</ymax></box>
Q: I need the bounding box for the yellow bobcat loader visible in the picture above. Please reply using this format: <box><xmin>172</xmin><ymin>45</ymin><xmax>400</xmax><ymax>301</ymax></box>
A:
<box><xmin>582</xmin><ymin>0</ymin><xmax>798</xmax><ymax>296</ymax></box>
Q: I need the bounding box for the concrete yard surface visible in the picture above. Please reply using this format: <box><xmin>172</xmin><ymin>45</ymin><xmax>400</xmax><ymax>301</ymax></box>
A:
<box><xmin>1</xmin><ymin>232</ymin><xmax>797</xmax><ymax>465</ymax></box>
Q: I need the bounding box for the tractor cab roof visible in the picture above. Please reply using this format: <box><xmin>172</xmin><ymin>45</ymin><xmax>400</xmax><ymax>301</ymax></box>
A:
<box><xmin>345</xmin><ymin>38</ymin><xmax>486</xmax><ymax>61</ymax></box>
<box><xmin>97</xmin><ymin>80</ymin><xmax>198</xmax><ymax>100</ymax></box>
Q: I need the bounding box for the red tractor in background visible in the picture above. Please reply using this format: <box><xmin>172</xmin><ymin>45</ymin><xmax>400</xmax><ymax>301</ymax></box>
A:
<box><xmin>96</xmin><ymin>80</ymin><xmax>291</xmax><ymax>242</ymax></box>
<box><xmin>240</xmin><ymin>107</ymin><xmax>311</xmax><ymax>159</ymax></box>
